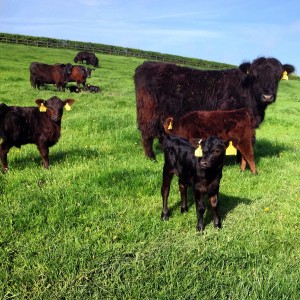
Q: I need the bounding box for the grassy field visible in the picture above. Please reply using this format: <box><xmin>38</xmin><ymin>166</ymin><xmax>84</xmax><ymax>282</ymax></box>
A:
<box><xmin>0</xmin><ymin>43</ymin><xmax>299</xmax><ymax>299</ymax></box>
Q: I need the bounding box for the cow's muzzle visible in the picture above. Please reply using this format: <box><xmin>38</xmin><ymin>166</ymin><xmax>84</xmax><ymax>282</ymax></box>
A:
<box><xmin>262</xmin><ymin>94</ymin><xmax>275</xmax><ymax>103</ymax></box>
<box><xmin>51</xmin><ymin>116</ymin><xmax>61</xmax><ymax>122</ymax></box>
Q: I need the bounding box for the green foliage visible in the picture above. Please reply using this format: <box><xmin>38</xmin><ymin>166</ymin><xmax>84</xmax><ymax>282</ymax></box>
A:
<box><xmin>0</xmin><ymin>43</ymin><xmax>299</xmax><ymax>299</ymax></box>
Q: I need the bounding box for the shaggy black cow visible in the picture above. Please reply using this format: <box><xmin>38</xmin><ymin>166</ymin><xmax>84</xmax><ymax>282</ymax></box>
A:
<box><xmin>134</xmin><ymin>57</ymin><xmax>295</xmax><ymax>160</ymax></box>
<box><xmin>74</xmin><ymin>51</ymin><xmax>99</xmax><ymax>68</ymax></box>
<box><xmin>30</xmin><ymin>62</ymin><xmax>73</xmax><ymax>91</ymax></box>
<box><xmin>161</xmin><ymin>135</ymin><xmax>228</xmax><ymax>231</ymax></box>
<box><xmin>0</xmin><ymin>97</ymin><xmax>75</xmax><ymax>173</ymax></box>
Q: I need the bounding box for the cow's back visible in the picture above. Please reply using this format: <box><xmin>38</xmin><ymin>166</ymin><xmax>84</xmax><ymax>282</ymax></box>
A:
<box><xmin>30</xmin><ymin>62</ymin><xmax>53</xmax><ymax>83</ymax></box>
<box><xmin>177</xmin><ymin>108</ymin><xmax>255</xmax><ymax>139</ymax></box>
<box><xmin>0</xmin><ymin>107</ymin><xmax>39</xmax><ymax>146</ymax></box>
<box><xmin>134</xmin><ymin>62</ymin><xmax>242</xmax><ymax>118</ymax></box>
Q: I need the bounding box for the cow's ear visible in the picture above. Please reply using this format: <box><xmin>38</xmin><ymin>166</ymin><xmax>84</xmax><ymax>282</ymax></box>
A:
<box><xmin>239</xmin><ymin>62</ymin><xmax>251</xmax><ymax>75</ymax></box>
<box><xmin>35</xmin><ymin>99</ymin><xmax>47</xmax><ymax>112</ymax></box>
<box><xmin>283</xmin><ymin>64</ymin><xmax>295</xmax><ymax>75</ymax></box>
<box><xmin>64</xmin><ymin>99</ymin><xmax>75</xmax><ymax>111</ymax></box>
<box><xmin>35</xmin><ymin>99</ymin><xmax>45</xmax><ymax>106</ymax></box>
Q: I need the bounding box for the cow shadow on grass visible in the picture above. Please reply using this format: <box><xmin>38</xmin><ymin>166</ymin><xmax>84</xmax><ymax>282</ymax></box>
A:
<box><xmin>8</xmin><ymin>148</ymin><xmax>100</xmax><ymax>171</ymax></box>
<box><xmin>166</xmin><ymin>191</ymin><xmax>252</xmax><ymax>229</ymax></box>
<box><xmin>253</xmin><ymin>138</ymin><xmax>288</xmax><ymax>159</ymax></box>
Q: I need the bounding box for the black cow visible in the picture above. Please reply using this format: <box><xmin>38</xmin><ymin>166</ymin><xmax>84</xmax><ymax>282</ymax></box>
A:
<box><xmin>30</xmin><ymin>62</ymin><xmax>73</xmax><ymax>91</ymax></box>
<box><xmin>0</xmin><ymin>97</ymin><xmax>75</xmax><ymax>173</ymax></box>
<box><xmin>134</xmin><ymin>57</ymin><xmax>295</xmax><ymax>160</ymax></box>
<box><xmin>74</xmin><ymin>51</ymin><xmax>99</xmax><ymax>68</ymax></box>
<box><xmin>161</xmin><ymin>135</ymin><xmax>228</xmax><ymax>231</ymax></box>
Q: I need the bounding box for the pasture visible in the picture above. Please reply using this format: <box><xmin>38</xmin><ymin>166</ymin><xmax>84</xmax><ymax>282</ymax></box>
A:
<box><xmin>0</xmin><ymin>43</ymin><xmax>299</xmax><ymax>299</ymax></box>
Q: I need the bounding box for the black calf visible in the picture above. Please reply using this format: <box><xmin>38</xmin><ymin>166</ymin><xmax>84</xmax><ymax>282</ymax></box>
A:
<box><xmin>83</xmin><ymin>84</ymin><xmax>100</xmax><ymax>93</ymax></box>
<box><xmin>161</xmin><ymin>135</ymin><xmax>228</xmax><ymax>231</ymax></box>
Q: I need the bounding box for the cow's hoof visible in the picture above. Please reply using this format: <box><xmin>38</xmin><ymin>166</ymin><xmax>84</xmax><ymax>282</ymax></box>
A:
<box><xmin>181</xmin><ymin>207</ymin><xmax>188</xmax><ymax>214</ymax></box>
<box><xmin>161</xmin><ymin>212</ymin><xmax>169</xmax><ymax>221</ymax></box>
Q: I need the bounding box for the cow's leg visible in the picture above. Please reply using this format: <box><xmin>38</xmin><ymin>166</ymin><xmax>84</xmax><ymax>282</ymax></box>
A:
<box><xmin>238</xmin><ymin>145</ymin><xmax>257</xmax><ymax>174</ymax></box>
<box><xmin>141</xmin><ymin>133</ymin><xmax>156</xmax><ymax>161</ymax></box>
<box><xmin>240</xmin><ymin>156</ymin><xmax>247</xmax><ymax>171</ymax></box>
<box><xmin>209</xmin><ymin>194</ymin><xmax>221</xmax><ymax>228</ymax></box>
<box><xmin>161</xmin><ymin>166</ymin><xmax>174</xmax><ymax>221</ymax></box>
<box><xmin>179</xmin><ymin>180</ymin><xmax>188</xmax><ymax>213</ymax></box>
<box><xmin>37</xmin><ymin>145</ymin><xmax>49</xmax><ymax>169</ymax></box>
<box><xmin>0</xmin><ymin>141</ymin><xmax>11</xmax><ymax>173</ymax></box>
<box><xmin>243</xmin><ymin>153</ymin><xmax>257</xmax><ymax>174</ymax></box>
<box><xmin>194</xmin><ymin>188</ymin><xmax>206</xmax><ymax>232</ymax></box>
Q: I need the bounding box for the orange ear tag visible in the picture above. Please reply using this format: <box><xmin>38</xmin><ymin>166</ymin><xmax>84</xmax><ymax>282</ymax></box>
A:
<box><xmin>168</xmin><ymin>120</ymin><xmax>173</xmax><ymax>130</ymax></box>
<box><xmin>39</xmin><ymin>103</ymin><xmax>47</xmax><ymax>112</ymax></box>
<box><xmin>194</xmin><ymin>145</ymin><xmax>203</xmax><ymax>157</ymax></box>
<box><xmin>226</xmin><ymin>141</ymin><xmax>237</xmax><ymax>155</ymax></box>
<box><xmin>64</xmin><ymin>103</ymin><xmax>72</xmax><ymax>111</ymax></box>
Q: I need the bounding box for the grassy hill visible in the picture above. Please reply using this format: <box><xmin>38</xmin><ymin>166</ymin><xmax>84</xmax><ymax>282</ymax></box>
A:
<box><xmin>0</xmin><ymin>42</ymin><xmax>299</xmax><ymax>299</ymax></box>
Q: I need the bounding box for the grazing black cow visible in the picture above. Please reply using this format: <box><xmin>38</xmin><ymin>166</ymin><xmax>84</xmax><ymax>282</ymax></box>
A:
<box><xmin>74</xmin><ymin>51</ymin><xmax>99</xmax><ymax>68</ymax></box>
<box><xmin>0</xmin><ymin>97</ymin><xmax>75</xmax><ymax>173</ymax></box>
<box><xmin>83</xmin><ymin>84</ymin><xmax>101</xmax><ymax>93</ymax></box>
<box><xmin>161</xmin><ymin>135</ymin><xmax>228</xmax><ymax>231</ymax></box>
<box><xmin>68</xmin><ymin>65</ymin><xmax>94</xmax><ymax>88</ymax></box>
<box><xmin>134</xmin><ymin>57</ymin><xmax>295</xmax><ymax>160</ymax></box>
<box><xmin>30</xmin><ymin>62</ymin><xmax>73</xmax><ymax>91</ymax></box>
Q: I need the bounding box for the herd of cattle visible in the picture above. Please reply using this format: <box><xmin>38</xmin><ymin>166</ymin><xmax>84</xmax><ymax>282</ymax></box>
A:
<box><xmin>135</xmin><ymin>56</ymin><xmax>295</xmax><ymax>230</ymax></box>
<box><xmin>29</xmin><ymin>51</ymin><xmax>100</xmax><ymax>93</ymax></box>
<box><xmin>0</xmin><ymin>54</ymin><xmax>296</xmax><ymax>231</ymax></box>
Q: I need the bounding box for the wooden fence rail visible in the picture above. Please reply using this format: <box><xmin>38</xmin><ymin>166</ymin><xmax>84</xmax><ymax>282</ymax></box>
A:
<box><xmin>0</xmin><ymin>36</ymin><xmax>232</xmax><ymax>70</ymax></box>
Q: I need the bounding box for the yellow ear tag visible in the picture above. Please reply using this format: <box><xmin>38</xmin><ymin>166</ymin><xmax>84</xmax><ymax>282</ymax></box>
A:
<box><xmin>39</xmin><ymin>103</ymin><xmax>47</xmax><ymax>112</ymax></box>
<box><xmin>194</xmin><ymin>145</ymin><xmax>203</xmax><ymax>157</ymax></box>
<box><xmin>168</xmin><ymin>120</ymin><xmax>173</xmax><ymax>130</ymax></box>
<box><xmin>226</xmin><ymin>141</ymin><xmax>237</xmax><ymax>155</ymax></box>
<box><xmin>281</xmin><ymin>71</ymin><xmax>288</xmax><ymax>80</ymax></box>
<box><xmin>64</xmin><ymin>103</ymin><xmax>72</xmax><ymax>111</ymax></box>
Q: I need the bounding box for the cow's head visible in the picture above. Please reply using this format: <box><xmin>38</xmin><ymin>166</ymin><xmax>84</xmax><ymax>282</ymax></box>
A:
<box><xmin>239</xmin><ymin>57</ymin><xmax>295</xmax><ymax>105</ymax></box>
<box><xmin>86</xmin><ymin>67</ymin><xmax>94</xmax><ymax>78</ymax></box>
<box><xmin>198</xmin><ymin>137</ymin><xmax>228</xmax><ymax>170</ymax></box>
<box><xmin>35</xmin><ymin>97</ymin><xmax>75</xmax><ymax>122</ymax></box>
<box><xmin>65</xmin><ymin>63</ymin><xmax>73</xmax><ymax>76</ymax></box>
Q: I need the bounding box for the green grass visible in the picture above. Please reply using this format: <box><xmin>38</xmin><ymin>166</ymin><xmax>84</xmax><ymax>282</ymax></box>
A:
<box><xmin>0</xmin><ymin>43</ymin><xmax>299</xmax><ymax>299</ymax></box>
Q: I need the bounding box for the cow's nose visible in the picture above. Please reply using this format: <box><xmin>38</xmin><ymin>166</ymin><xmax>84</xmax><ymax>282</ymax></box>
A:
<box><xmin>52</xmin><ymin>115</ymin><xmax>60</xmax><ymax>122</ymax></box>
<box><xmin>262</xmin><ymin>94</ymin><xmax>274</xmax><ymax>103</ymax></box>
